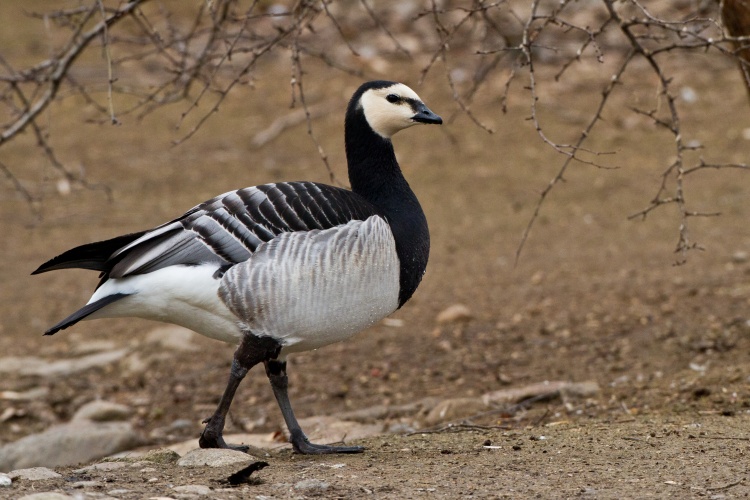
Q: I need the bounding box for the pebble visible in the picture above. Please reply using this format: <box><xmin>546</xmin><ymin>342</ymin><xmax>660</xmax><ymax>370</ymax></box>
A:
<box><xmin>482</xmin><ymin>380</ymin><xmax>599</xmax><ymax>405</ymax></box>
<box><xmin>145</xmin><ymin>326</ymin><xmax>198</xmax><ymax>352</ymax></box>
<box><xmin>72</xmin><ymin>400</ymin><xmax>132</xmax><ymax>422</ymax></box>
<box><xmin>173</xmin><ymin>484</ymin><xmax>211</xmax><ymax>495</ymax></box>
<box><xmin>382</xmin><ymin>318</ymin><xmax>404</xmax><ymax>327</ymax></box>
<box><xmin>0</xmin><ymin>473</ymin><xmax>11</xmax><ymax>487</ymax></box>
<box><xmin>435</xmin><ymin>304</ymin><xmax>473</xmax><ymax>324</ymax></box>
<box><xmin>18</xmin><ymin>494</ymin><xmax>76</xmax><ymax>500</ymax></box>
<box><xmin>71</xmin><ymin>480</ymin><xmax>102</xmax><ymax>488</ymax></box>
<box><xmin>177</xmin><ymin>448</ymin><xmax>256</xmax><ymax>468</ymax></box>
<box><xmin>140</xmin><ymin>448</ymin><xmax>181</xmax><ymax>464</ymax></box>
<box><xmin>732</xmin><ymin>251</ymin><xmax>748</xmax><ymax>263</ymax></box>
<box><xmin>73</xmin><ymin>461</ymin><xmax>127</xmax><ymax>473</ymax></box>
<box><xmin>107</xmin><ymin>489</ymin><xmax>132</xmax><ymax>495</ymax></box>
<box><xmin>294</xmin><ymin>478</ymin><xmax>330</xmax><ymax>493</ymax></box>
<box><xmin>7</xmin><ymin>468</ymin><xmax>61</xmax><ymax>481</ymax></box>
<box><xmin>424</xmin><ymin>397</ymin><xmax>488</xmax><ymax>426</ymax></box>
<box><xmin>0</xmin><ymin>387</ymin><xmax>50</xmax><ymax>401</ymax></box>
<box><xmin>0</xmin><ymin>349</ymin><xmax>129</xmax><ymax>377</ymax></box>
<box><xmin>0</xmin><ymin>421</ymin><xmax>139</xmax><ymax>471</ymax></box>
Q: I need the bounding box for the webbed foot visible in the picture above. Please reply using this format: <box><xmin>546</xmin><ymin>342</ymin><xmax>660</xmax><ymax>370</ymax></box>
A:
<box><xmin>290</xmin><ymin>430</ymin><xmax>364</xmax><ymax>455</ymax></box>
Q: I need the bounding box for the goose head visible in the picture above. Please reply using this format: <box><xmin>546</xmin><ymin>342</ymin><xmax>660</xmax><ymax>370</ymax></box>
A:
<box><xmin>351</xmin><ymin>81</ymin><xmax>442</xmax><ymax>139</ymax></box>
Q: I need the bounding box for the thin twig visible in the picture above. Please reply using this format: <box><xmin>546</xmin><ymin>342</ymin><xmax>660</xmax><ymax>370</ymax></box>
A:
<box><xmin>96</xmin><ymin>0</ymin><xmax>120</xmax><ymax>125</ymax></box>
<box><xmin>707</xmin><ymin>478</ymin><xmax>744</xmax><ymax>491</ymax></box>
<box><xmin>0</xmin><ymin>0</ymin><xmax>144</xmax><ymax>146</ymax></box>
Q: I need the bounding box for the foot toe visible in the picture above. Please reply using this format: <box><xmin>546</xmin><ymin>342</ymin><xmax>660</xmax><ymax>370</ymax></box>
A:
<box><xmin>293</xmin><ymin>440</ymin><xmax>365</xmax><ymax>455</ymax></box>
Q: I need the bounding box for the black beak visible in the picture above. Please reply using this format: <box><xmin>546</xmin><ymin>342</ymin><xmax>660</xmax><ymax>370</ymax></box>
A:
<box><xmin>412</xmin><ymin>102</ymin><xmax>442</xmax><ymax>125</ymax></box>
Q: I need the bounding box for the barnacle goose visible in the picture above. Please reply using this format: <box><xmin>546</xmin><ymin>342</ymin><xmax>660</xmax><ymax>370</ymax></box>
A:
<box><xmin>33</xmin><ymin>80</ymin><xmax>442</xmax><ymax>455</ymax></box>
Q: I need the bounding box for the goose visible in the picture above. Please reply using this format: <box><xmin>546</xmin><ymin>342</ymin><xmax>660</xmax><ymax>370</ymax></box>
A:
<box><xmin>32</xmin><ymin>80</ymin><xmax>442</xmax><ymax>455</ymax></box>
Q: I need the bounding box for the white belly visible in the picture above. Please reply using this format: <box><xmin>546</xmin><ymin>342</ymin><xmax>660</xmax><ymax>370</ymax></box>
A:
<box><xmin>219</xmin><ymin>217</ymin><xmax>400</xmax><ymax>354</ymax></box>
<box><xmin>87</xmin><ymin>264</ymin><xmax>243</xmax><ymax>344</ymax></box>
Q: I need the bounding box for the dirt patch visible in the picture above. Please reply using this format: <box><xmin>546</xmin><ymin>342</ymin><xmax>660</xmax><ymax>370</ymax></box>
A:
<box><xmin>3</xmin><ymin>5</ymin><xmax>750</xmax><ymax>497</ymax></box>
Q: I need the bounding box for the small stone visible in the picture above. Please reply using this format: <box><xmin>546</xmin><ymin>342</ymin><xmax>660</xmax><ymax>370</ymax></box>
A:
<box><xmin>482</xmin><ymin>380</ymin><xmax>600</xmax><ymax>408</ymax></box>
<box><xmin>436</xmin><ymin>304</ymin><xmax>473</xmax><ymax>324</ymax></box>
<box><xmin>56</xmin><ymin>178</ymin><xmax>72</xmax><ymax>196</ymax></box>
<box><xmin>0</xmin><ymin>350</ymin><xmax>129</xmax><ymax>377</ymax></box>
<box><xmin>8</xmin><ymin>467</ymin><xmax>62</xmax><ymax>481</ymax></box>
<box><xmin>145</xmin><ymin>326</ymin><xmax>198</xmax><ymax>352</ymax></box>
<box><xmin>140</xmin><ymin>448</ymin><xmax>181</xmax><ymax>464</ymax></box>
<box><xmin>177</xmin><ymin>449</ymin><xmax>255</xmax><ymax>468</ymax></box>
<box><xmin>382</xmin><ymin>318</ymin><xmax>404</xmax><ymax>327</ymax></box>
<box><xmin>18</xmin><ymin>494</ymin><xmax>76</xmax><ymax>500</ymax></box>
<box><xmin>680</xmin><ymin>86</ymin><xmax>698</xmax><ymax>103</ymax></box>
<box><xmin>107</xmin><ymin>490</ymin><xmax>132</xmax><ymax>495</ymax></box>
<box><xmin>0</xmin><ymin>387</ymin><xmax>50</xmax><ymax>401</ymax></box>
<box><xmin>732</xmin><ymin>251</ymin><xmax>749</xmax><ymax>263</ymax></box>
<box><xmin>424</xmin><ymin>397</ymin><xmax>487</xmax><ymax>426</ymax></box>
<box><xmin>294</xmin><ymin>478</ymin><xmax>330</xmax><ymax>492</ymax></box>
<box><xmin>0</xmin><ymin>473</ymin><xmax>11</xmax><ymax>487</ymax></box>
<box><xmin>72</xmin><ymin>400</ymin><xmax>132</xmax><ymax>422</ymax></box>
<box><xmin>73</xmin><ymin>462</ymin><xmax>127</xmax><ymax>473</ymax></box>
<box><xmin>71</xmin><ymin>480</ymin><xmax>101</xmax><ymax>488</ymax></box>
<box><xmin>0</xmin><ymin>421</ymin><xmax>140</xmax><ymax>471</ymax></box>
<box><xmin>173</xmin><ymin>484</ymin><xmax>211</xmax><ymax>495</ymax></box>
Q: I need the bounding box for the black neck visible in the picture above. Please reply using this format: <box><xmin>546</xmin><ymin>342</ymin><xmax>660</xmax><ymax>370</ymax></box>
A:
<box><xmin>345</xmin><ymin>106</ymin><xmax>429</xmax><ymax>307</ymax></box>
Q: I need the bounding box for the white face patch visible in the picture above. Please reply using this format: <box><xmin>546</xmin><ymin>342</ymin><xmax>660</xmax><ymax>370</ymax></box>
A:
<box><xmin>360</xmin><ymin>83</ymin><xmax>426</xmax><ymax>138</ymax></box>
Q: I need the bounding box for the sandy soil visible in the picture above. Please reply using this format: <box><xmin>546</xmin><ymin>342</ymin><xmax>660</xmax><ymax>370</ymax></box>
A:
<box><xmin>3</xmin><ymin>3</ymin><xmax>750</xmax><ymax>497</ymax></box>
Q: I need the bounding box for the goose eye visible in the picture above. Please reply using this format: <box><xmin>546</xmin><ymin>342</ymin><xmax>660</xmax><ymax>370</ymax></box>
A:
<box><xmin>386</xmin><ymin>94</ymin><xmax>401</xmax><ymax>104</ymax></box>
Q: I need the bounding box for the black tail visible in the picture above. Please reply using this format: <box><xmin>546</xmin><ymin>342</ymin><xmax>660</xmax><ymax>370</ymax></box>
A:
<box><xmin>45</xmin><ymin>293</ymin><xmax>131</xmax><ymax>335</ymax></box>
<box><xmin>32</xmin><ymin>231</ymin><xmax>148</xmax><ymax>275</ymax></box>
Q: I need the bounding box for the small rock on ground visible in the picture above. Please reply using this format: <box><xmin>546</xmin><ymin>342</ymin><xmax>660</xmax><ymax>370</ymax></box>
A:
<box><xmin>0</xmin><ymin>473</ymin><xmax>11</xmax><ymax>487</ymax></box>
<box><xmin>0</xmin><ymin>421</ymin><xmax>139</xmax><ymax>471</ymax></box>
<box><xmin>173</xmin><ymin>484</ymin><xmax>212</xmax><ymax>495</ymax></box>
<box><xmin>145</xmin><ymin>326</ymin><xmax>198</xmax><ymax>352</ymax></box>
<box><xmin>107</xmin><ymin>490</ymin><xmax>132</xmax><ymax>496</ymax></box>
<box><xmin>424</xmin><ymin>397</ymin><xmax>488</xmax><ymax>426</ymax></box>
<box><xmin>7</xmin><ymin>468</ymin><xmax>61</xmax><ymax>481</ymax></box>
<box><xmin>71</xmin><ymin>480</ymin><xmax>102</xmax><ymax>488</ymax></box>
<box><xmin>436</xmin><ymin>304</ymin><xmax>473</xmax><ymax>324</ymax></box>
<box><xmin>482</xmin><ymin>380</ymin><xmax>599</xmax><ymax>405</ymax></box>
<box><xmin>73</xmin><ymin>461</ymin><xmax>127</xmax><ymax>473</ymax></box>
<box><xmin>17</xmin><ymin>494</ymin><xmax>77</xmax><ymax>500</ymax></box>
<box><xmin>140</xmin><ymin>448</ymin><xmax>182</xmax><ymax>464</ymax></box>
<box><xmin>294</xmin><ymin>478</ymin><xmax>330</xmax><ymax>493</ymax></box>
<box><xmin>0</xmin><ymin>349</ymin><xmax>129</xmax><ymax>377</ymax></box>
<box><xmin>177</xmin><ymin>448</ymin><xmax>256</xmax><ymax>468</ymax></box>
<box><xmin>72</xmin><ymin>400</ymin><xmax>132</xmax><ymax>422</ymax></box>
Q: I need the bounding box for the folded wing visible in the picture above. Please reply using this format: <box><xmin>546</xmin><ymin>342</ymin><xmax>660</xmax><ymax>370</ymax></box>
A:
<box><xmin>33</xmin><ymin>182</ymin><xmax>382</xmax><ymax>281</ymax></box>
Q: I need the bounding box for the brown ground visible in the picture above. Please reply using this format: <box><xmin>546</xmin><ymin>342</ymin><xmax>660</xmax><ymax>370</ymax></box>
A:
<box><xmin>3</xmin><ymin>3</ymin><xmax>750</xmax><ymax>497</ymax></box>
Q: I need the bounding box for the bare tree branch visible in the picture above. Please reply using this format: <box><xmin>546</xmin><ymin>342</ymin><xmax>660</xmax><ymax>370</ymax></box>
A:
<box><xmin>1</xmin><ymin>0</ymin><xmax>748</xmax><ymax>262</ymax></box>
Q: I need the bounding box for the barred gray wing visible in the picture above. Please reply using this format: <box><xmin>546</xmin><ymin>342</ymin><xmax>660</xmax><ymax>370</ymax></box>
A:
<box><xmin>106</xmin><ymin>182</ymin><xmax>381</xmax><ymax>278</ymax></box>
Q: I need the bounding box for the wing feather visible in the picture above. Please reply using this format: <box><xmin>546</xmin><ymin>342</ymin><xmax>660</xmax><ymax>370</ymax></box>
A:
<box><xmin>96</xmin><ymin>182</ymin><xmax>382</xmax><ymax>279</ymax></box>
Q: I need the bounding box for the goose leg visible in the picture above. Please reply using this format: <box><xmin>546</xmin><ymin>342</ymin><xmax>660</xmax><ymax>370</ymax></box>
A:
<box><xmin>264</xmin><ymin>359</ymin><xmax>365</xmax><ymax>454</ymax></box>
<box><xmin>200</xmin><ymin>333</ymin><xmax>281</xmax><ymax>452</ymax></box>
